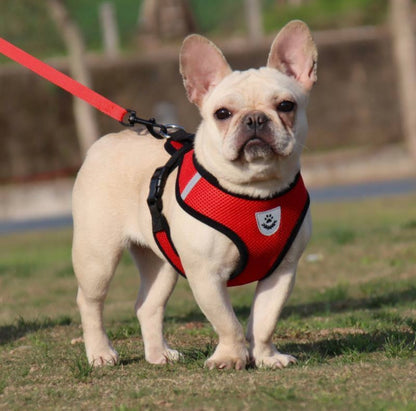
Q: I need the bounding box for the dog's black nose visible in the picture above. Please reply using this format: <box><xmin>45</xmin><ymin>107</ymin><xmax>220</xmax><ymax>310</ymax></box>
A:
<box><xmin>243</xmin><ymin>111</ymin><xmax>270</xmax><ymax>131</ymax></box>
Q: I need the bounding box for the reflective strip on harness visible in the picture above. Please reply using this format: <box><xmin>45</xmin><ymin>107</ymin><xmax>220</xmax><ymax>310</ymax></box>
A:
<box><xmin>181</xmin><ymin>172</ymin><xmax>201</xmax><ymax>200</ymax></box>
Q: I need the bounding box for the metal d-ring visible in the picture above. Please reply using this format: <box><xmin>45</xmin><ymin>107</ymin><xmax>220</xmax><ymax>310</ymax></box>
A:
<box><xmin>159</xmin><ymin>124</ymin><xmax>185</xmax><ymax>139</ymax></box>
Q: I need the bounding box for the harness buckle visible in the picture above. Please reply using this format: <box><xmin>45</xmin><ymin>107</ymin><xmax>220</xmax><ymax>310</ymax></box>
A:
<box><xmin>147</xmin><ymin>166</ymin><xmax>168</xmax><ymax>233</ymax></box>
<box><xmin>147</xmin><ymin>166</ymin><xmax>165</xmax><ymax>210</ymax></box>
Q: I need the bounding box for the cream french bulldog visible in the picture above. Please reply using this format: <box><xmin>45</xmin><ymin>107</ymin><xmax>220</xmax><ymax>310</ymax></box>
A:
<box><xmin>72</xmin><ymin>20</ymin><xmax>317</xmax><ymax>370</ymax></box>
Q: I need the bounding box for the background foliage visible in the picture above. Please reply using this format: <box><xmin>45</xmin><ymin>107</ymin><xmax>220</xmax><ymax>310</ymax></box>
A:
<box><xmin>0</xmin><ymin>0</ymin><xmax>390</xmax><ymax>58</ymax></box>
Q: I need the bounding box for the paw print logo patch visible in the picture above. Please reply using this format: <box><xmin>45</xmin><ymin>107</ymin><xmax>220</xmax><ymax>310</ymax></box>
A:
<box><xmin>255</xmin><ymin>206</ymin><xmax>281</xmax><ymax>236</ymax></box>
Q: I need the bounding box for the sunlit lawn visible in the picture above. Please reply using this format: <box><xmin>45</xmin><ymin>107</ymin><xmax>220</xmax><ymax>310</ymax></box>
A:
<box><xmin>1</xmin><ymin>193</ymin><xmax>415</xmax><ymax>410</ymax></box>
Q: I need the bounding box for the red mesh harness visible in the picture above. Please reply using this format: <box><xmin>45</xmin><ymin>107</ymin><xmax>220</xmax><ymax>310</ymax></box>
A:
<box><xmin>148</xmin><ymin>132</ymin><xmax>310</xmax><ymax>287</ymax></box>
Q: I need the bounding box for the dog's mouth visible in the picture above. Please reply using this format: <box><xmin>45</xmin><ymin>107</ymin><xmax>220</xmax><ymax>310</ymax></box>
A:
<box><xmin>241</xmin><ymin>137</ymin><xmax>273</xmax><ymax>158</ymax></box>
<box><xmin>239</xmin><ymin>135</ymin><xmax>294</xmax><ymax>162</ymax></box>
<box><xmin>243</xmin><ymin>136</ymin><xmax>270</xmax><ymax>149</ymax></box>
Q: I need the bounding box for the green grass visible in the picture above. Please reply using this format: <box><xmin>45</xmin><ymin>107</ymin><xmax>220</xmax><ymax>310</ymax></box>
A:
<box><xmin>263</xmin><ymin>0</ymin><xmax>389</xmax><ymax>33</ymax></box>
<box><xmin>0</xmin><ymin>193</ymin><xmax>416</xmax><ymax>409</ymax></box>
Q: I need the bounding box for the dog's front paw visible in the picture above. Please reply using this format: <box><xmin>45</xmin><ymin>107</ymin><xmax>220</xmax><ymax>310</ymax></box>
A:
<box><xmin>205</xmin><ymin>343</ymin><xmax>248</xmax><ymax>370</ymax></box>
<box><xmin>253</xmin><ymin>351</ymin><xmax>296</xmax><ymax>369</ymax></box>
<box><xmin>146</xmin><ymin>348</ymin><xmax>183</xmax><ymax>365</ymax></box>
<box><xmin>88</xmin><ymin>346</ymin><xmax>119</xmax><ymax>367</ymax></box>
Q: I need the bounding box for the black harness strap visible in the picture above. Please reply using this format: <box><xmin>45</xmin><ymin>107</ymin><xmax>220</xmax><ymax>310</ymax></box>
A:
<box><xmin>147</xmin><ymin>130</ymin><xmax>194</xmax><ymax>234</ymax></box>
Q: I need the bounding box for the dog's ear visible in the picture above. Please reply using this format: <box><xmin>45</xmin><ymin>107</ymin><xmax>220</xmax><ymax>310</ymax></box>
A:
<box><xmin>180</xmin><ymin>34</ymin><xmax>232</xmax><ymax>107</ymax></box>
<box><xmin>267</xmin><ymin>20</ymin><xmax>318</xmax><ymax>91</ymax></box>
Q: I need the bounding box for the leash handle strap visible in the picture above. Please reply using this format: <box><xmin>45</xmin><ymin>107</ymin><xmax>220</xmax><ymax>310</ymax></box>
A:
<box><xmin>0</xmin><ymin>37</ymin><xmax>127</xmax><ymax>122</ymax></box>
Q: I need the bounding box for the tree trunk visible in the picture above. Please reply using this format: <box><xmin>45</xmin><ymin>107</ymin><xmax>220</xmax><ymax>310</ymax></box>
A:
<box><xmin>390</xmin><ymin>0</ymin><xmax>416</xmax><ymax>160</ymax></box>
<box><xmin>245</xmin><ymin>0</ymin><xmax>264</xmax><ymax>43</ymax></box>
<box><xmin>138</xmin><ymin>0</ymin><xmax>196</xmax><ymax>47</ymax></box>
<box><xmin>100</xmin><ymin>2</ymin><xmax>120</xmax><ymax>58</ymax></box>
<box><xmin>47</xmin><ymin>0</ymin><xmax>99</xmax><ymax>158</ymax></box>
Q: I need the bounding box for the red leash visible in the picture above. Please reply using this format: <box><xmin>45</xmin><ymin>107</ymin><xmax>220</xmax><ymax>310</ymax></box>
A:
<box><xmin>0</xmin><ymin>38</ymin><xmax>127</xmax><ymax>122</ymax></box>
<box><xmin>0</xmin><ymin>37</ymin><xmax>179</xmax><ymax>137</ymax></box>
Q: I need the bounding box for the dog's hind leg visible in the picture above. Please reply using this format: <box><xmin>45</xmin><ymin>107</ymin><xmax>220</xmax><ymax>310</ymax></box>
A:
<box><xmin>72</xmin><ymin>222</ymin><xmax>124</xmax><ymax>366</ymax></box>
<box><xmin>130</xmin><ymin>245</ymin><xmax>180</xmax><ymax>364</ymax></box>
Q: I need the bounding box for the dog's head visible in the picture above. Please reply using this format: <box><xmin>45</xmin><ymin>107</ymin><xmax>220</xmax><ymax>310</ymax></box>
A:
<box><xmin>180</xmin><ymin>21</ymin><xmax>317</xmax><ymax>196</ymax></box>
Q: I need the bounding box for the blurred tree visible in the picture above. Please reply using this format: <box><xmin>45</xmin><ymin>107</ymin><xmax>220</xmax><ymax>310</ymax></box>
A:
<box><xmin>99</xmin><ymin>2</ymin><xmax>120</xmax><ymax>58</ymax></box>
<box><xmin>276</xmin><ymin>0</ymin><xmax>311</xmax><ymax>5</ymax></box>
<box><xmin>47</xmin><ymin>0</ymin><xmax>99</xmax><ymax>157</ymax></box>
<box><xmin>138</xmin><ymin>0</ymin><xmax>196</xmax><ymax>47</ymax></box>
<box><xmin>245</xmin><ymin>0</ymin><xmax>264</xmax><ymax>43</ymax></box>
<box><xmin>390</xmin><ymin>0</ymin><xmax>416</xmax><ymax>160</ymax></box>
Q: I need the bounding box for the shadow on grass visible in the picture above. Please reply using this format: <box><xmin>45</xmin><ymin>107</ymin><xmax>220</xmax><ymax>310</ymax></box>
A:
<box><xmin>0</xmin><ymin>315</ymin><xmax>72</xmax><ymax>345</ymax></box>
<box><xmin>281</xmin><ymin>286</ymin><xmax>416</xmax><ymax>320</ymax></box>
<box><xmin>281</xmin><ymin>329</ymin><xmax>415</xmax><ymax>362</ymax></box>
<box><xmin>118</xmin><ymin>355</ymin><xmax>144</xmax><ymax>366</ymax></box>
<box><xmin>170</xmin><ymin>285</ymin><xmax>416</xmax><ymax>324</ymax></box>
<box><xmin>3</xmin><ymin>286</ymin><xmax>415</xmax><ymax>348</ymax></box>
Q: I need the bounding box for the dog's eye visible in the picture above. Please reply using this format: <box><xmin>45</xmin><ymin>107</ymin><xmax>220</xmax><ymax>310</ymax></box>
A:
<box><xmin>214</xmin><ymin>108</ymin><xmax>232</xmax><ymax>120</ymax></box>
<box><xmin>277</xmin><ymin>101</ymin><xmax>296</xmax><ymax>113</ymax></box>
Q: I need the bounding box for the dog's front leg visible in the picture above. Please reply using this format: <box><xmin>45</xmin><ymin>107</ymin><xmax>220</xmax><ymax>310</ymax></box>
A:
<box><xmin>186</xmin><ymin>273</ymin><xmax>249</xmax><ymax>370</ymax></box>
<box><xmin>246</xmin><ymin>267</ymin><xmax>297</xmax><ymax>369</ymax></box>
<box><xmin>246</xmin><ymin>214</ymin><xmax>311</xmax><ymax>369</ymax></box>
